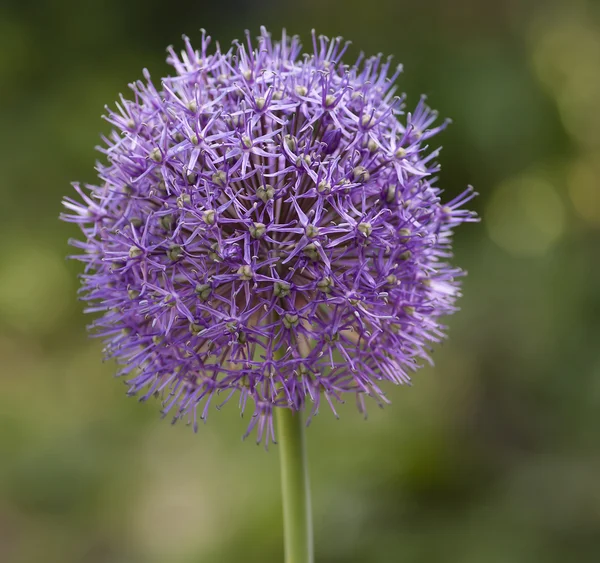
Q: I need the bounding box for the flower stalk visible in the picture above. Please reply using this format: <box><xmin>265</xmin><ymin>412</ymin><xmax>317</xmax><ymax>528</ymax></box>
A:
<box><xmin>277</xmin><ymin>407</ymin><xmax>313</xmax><ymax>563</ymax></box>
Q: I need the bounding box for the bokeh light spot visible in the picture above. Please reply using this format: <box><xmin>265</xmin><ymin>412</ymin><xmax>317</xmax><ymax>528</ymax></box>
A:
<box><xmin>486</xmin><ymin>174</ymin><xmax>565</xmax><ymax>256</ymax></box>
<box><xmin>568</xmin><ymin>155</ymin><xmax>600</xmax><ymax>224</ymax></box>
<box><xmin>531</xmin><ymin>11</ymin><xmax>600</xmax><ymax>148</ymax></box>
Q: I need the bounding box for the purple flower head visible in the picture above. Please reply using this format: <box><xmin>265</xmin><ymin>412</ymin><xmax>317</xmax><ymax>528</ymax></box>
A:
<box><xmin>62</xmin><ymin>28</ymin><xmax>477</xmax><ymax>445</ymax></box>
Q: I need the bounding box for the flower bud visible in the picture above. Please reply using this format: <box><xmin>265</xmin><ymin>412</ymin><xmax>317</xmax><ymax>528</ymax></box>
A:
<box><xmin>357</xmin><ymin>222</ymin><xmax>372</xmax><ymax>237</ymax></box>
<box><xmin>316</xmin><ymin>277</ymin><xmax>333</xmax><ymax>294</ymax></box>
<box><xmin>177</xmin><ymin>193</ymin><xmax>191</xmax><ymax>208</ymax></box>
<box><xmin>256</xmin><ymin>184</ymin><xmax>275</xmax><ymax>202</ymax></box>
<box><xmin>212</xmin><ymin>171</ymin><xmax>227</xmax><ymax>187</ymax></box>
<box><xmin>352</xmin><ymin>166</ymin><xmax>370</xmax><ymax>183</ymax></box>
<box><xmin>283</xmin><ymin>313</ymin><xmax>299</xmax><ymax>329</ymax></box>
<box><xmin>317</xmin><ymin>180</ymin><xmax>331</xmax><ymax>194</ymax></box>
<box><xmin>159</xmin><ymin>215</ymin><xmax>173</xmax><ymax>230</ymax></box>
<box><xmin>303</xmin><ymin>243</ymin><xmax>320</xmax><ymax>261</ymax></box>
<box><xmin>195</xmin><ymin>283</ymin><xmax>212</xmax><ymax>301</ymax></box>
<box><xmin>274</xmin><ymin>281</ymin><xmax>291</xmax><ymax>298</ymax></box>
<box><xmin>305</xmin><ymin>224</ymin><xmax>319</xmax><ymax>239</ymax></box>
<box><xmin>129</xmin><ymin>246</ymin><xmax>143</xmax><ymax>258</ymax></box>
<box><xmin>149</xmin><ymin>148</ymin><xmax>162</xmax><ymax>162</ymax></box>
<box><xmin>203</xmin><ymin>210</ymin><xmax>216</xmax><ymax>225</ymax></box>
<box><xmin>166</xmin><ymin>245</ymin><xmax>183</xmax><ymax>261</ymax></box>
<box><xmin>250</xmin><ymin>222</ymin><xmax>267</xmax><ymax>239</ymax></box>
<box><xmin>237</xmin><ymin>265</ymin><xmax>254</xmax><ymax>281</ymax></box>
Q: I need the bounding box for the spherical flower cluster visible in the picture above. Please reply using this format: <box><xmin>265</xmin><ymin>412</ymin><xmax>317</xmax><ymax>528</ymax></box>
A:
<box><xmin>62</xmin><ymin>28</ymin><xmax>477</xmax><ymax>444</ymax></box>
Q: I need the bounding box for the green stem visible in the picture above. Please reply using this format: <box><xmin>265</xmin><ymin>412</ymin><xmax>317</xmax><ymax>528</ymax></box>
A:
<box><xmin>276</xmin><ymin>407</ymin><xmax>314</xmax><ymax>563</ymax></box>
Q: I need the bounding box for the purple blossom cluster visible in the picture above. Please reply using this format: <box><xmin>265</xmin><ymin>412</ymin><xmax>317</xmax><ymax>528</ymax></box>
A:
<box><xmin>62</xmin><ymin>28</ymin><xmax>477</xmax><ymax>444</ymax></box>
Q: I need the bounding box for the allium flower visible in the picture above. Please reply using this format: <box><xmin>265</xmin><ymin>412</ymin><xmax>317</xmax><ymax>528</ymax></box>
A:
<box><xmin>62</xmin><ymin>28</ymin><xmax>477</xmax><ymax>444</ymax></box>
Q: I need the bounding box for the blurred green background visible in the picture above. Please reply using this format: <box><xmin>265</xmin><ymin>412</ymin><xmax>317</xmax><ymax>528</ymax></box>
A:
<box><xmin>2</xmin><ymin>0</ymin><xmax>600</xmax><ymax>561</ymax></box>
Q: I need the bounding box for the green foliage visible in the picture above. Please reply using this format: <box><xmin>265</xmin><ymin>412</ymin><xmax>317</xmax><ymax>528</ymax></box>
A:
<box><xmin>1</xmin><ymin>1</ymin><xmax>600</xmax><ymax>562</ymax></box>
